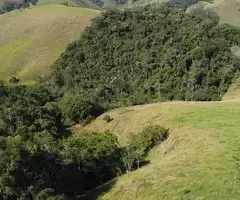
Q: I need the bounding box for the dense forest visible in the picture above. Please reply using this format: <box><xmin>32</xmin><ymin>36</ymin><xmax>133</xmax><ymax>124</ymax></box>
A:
<box><xmin>0</xmin><ymin>0</ymin><xmax>37</xmax><ymax>13</ymax></box>
<box><xmin>50</xmin><ymin>6</ymin><xmax>240</xmax><ymax>114</ymax></box>
<box><xmin>0</xmin><ymin>83</ymin><xmax>169</xmax><ymax>199</ymax></box>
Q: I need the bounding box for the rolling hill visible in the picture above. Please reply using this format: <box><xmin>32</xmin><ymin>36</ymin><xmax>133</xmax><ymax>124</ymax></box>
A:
<box><xmin>0</xmin><ymin>4</ymin><xmax>99</xmax><ymax>84</ymax></box>
<box><xmin>187</xmin><ymin>0</ymin><xmax>240</xmax><ymax>27</ymax></box>
<box><xmin>78</xmin><ymin>101</ymin><xmax>240</xmax><ymax>200</ymax></box>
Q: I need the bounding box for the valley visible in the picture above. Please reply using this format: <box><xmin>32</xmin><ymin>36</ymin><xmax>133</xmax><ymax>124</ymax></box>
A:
<box><xmin>0</xmin><ymin>0</ymin><xmax>240</xmax><ymax>199</ymax></box>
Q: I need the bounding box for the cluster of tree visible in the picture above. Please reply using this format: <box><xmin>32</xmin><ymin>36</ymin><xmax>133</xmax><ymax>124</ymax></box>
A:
<box><xmin>50</xmin><ymin>6</ymin><xmax>240</xmax><ymax>113</ymax></box>
<box><xmin>187</xmin><ymin>7</ymin><xmax>220</xmax><ymax>24</ymax></box>
<box><xmin>0</xmin><ymin>82</ymin><xmax>169</xmax><ymax>199</ymax></box>
<box><xmin>163</xmin><ymin>0</ymin><xmax>213</xmax><ymax>11</ymax></box>
<box><xmin>0</xmin><ymin>0</ymin><xmax>37</xmax><ymax>14</ymax></box>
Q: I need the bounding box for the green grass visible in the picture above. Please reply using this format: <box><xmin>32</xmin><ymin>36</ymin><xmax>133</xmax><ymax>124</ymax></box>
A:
<box><xmin>77</xmin><ymin>101</ymin><xmax>240</xmax><ymax>200</ymax></box>
<box><xmin>0</xmin><ymin>4</ymin><xmax>100</xmax><ymax>84</ymax></box>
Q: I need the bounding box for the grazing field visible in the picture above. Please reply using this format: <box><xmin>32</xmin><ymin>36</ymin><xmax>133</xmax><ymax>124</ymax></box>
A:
<box><xmin>78</xmin><ymin>101</ymin><xmax>240</xmax><ymax>200</ymax></box>
<box><xmin>0</xmin><ymin>5</ymin><xmax>99</xmax><ymax>84</ymax></box>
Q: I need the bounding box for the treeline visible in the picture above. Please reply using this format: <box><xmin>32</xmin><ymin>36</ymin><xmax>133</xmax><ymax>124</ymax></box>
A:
<box><xmin>0</xmin><ymin>0</ymin><xmax>37</xmax><ymax>14</ymax></box>
<box><xmin>163</xmin><ymin>0</ymin><xmax>213</xmax><ymax>11</ymax></box>
<box><xmin>50</xmin><ymin>6</ymin><xmax>240</xmax><ymax>115</ymax></box>
<box><xmin>0</xmin><ymin>83</ymin><xmax>169</xmax><ymax>199</ymax></box>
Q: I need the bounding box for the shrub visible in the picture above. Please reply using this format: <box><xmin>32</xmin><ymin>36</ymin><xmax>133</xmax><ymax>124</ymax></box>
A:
<box><xmin>61</xmin><ymin>132</ymin><xmax>122</xmax><ymax>193</ymax></box>
<box><xmin>103</xmin><ymin>115</ymin><xmax>113</xmax><ymax>123</ymax></box>
<box><xmin>9</xmin><ymin>76</ymin><xmax>20</xmax><ymax>84</ymax></box>
<box><xmin>122</xmin><ymin>125</ymin><xmax>169</xmax><ymax>172</ymax></box>
<box><xmin>60</xmin><ymin>2</ymin><xmax>69</xmax><ymax>6</ymax></box>
<box><xmin>60</xmin><ymin>95</ymin><xmax>104</xmax><ymax>125</ymax></box>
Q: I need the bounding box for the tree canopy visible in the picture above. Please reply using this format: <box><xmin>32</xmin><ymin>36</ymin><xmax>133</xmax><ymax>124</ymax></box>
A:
<box><xmin>50</xmin><ymin>6</ymin><xmax>240</xmax><ymax>110</ymax></box>
<box><xmin>0</xmin><ymin>83</ymin><xmax>168</xmax><ymax>199</ymax></box>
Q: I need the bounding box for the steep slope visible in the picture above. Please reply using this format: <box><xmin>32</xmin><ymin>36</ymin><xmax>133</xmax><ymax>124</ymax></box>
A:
<box><xmin>0</xmin><ymin>5</ymin><xmax>99</xmax><ymax>84</ymax></box>
<box><xmin>186</xmin><ymin>0</ymin><xmax>240</xmax><ymax>99</ymax></box>
<box><xmin>187</xmin><ymin>0</ymin><xmax>240</xmax><ymax>27</ymax></box>
<box><xmin>78</xmin><ymin>101</ymin><xmax>240</xmax><ymax>199</ymax></box>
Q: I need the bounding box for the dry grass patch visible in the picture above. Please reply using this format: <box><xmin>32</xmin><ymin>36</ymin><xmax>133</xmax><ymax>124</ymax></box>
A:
<box><xmin>0</xmin><ymin>5</ymin><xmax>99</xmax><ymax>84</ymax></box>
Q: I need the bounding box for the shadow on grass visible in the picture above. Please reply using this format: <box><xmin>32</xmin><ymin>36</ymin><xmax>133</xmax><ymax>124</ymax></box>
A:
<box><xmin>77</xmin><ymin>179</ymin><xmax>117</xmax><ymax>200</ymax></box>
<box><xmin>76</xmin><ymin>161</ymin><xmax>152</xmax><ymax>200</ymax></box>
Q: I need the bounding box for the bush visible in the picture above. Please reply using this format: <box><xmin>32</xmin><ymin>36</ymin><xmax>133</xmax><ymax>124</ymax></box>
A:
<box><xmin>60</xmin><ymin>2</ymin><xmax>69</xmax><ymax>6</ymax></box>
<box><xmin>122</xmin><ymin>125</ymin><xmax>169</xmax><ymax>172</ymax></box>
<box><xmin>61</xmin><ymin>132</ymin><xmax>122</xmax><ymax>194</ymax></box>
<box><xmin>103</xmin><ymin>115</ymin><xmax>113</xmax><ymax>123</ymax></box>
<box><xmin>60</xmin><ymin>95</ymin><xmax>104</xmax><ymax>125</ymax></box>
<box><xmin>9</xmin><ymin>76</ymin><xmax>20</xmax><ymax>84</ymax></box>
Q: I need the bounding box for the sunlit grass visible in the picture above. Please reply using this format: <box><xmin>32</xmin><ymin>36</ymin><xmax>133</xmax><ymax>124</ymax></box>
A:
<box><xmin>0</xmin><ymin>5</ymin><xmax>100</xmax><ymax>84</ymax></box>
<box><xmin>79</xmin><ymin>102</ymin><xmax>240</xmax><ymax>200</ymax></box>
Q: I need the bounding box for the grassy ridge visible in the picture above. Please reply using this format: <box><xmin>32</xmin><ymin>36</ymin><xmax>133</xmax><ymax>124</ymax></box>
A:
<box><xmin>187</xmin><ymin>0</ymin><xmax>240</xmax><ymax>27</ymax></box>
<box><xmin>0</xmin><ymin>5</ymin><xmax>99</xmax><ymax>84</ymax></box>
<box><xmin>79</xmin><ymin>101</ymin><xmax>240</xmax><ymax>199</ymax></box>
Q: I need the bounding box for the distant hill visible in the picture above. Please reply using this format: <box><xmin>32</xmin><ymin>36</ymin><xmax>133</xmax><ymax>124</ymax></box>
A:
<box><xmin>127</xmin><ymin>0</ymin><xmax>240</xmax><ymax>28</ymax></box>
<box><xmin>187</xmin><ymin>0</ymin><xmax>240</xmax><ymax>27</ymax></box>
<box><xmin>0</xmin><ymin>5</ymin><xmax>99</xmax><ymax>84</ymax></box>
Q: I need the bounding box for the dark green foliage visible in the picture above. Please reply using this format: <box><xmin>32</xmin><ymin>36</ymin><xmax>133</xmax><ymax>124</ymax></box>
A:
<box><xmin>51</xmin><ymin>6</ymin><xmax>240</xmax><ymax>110</ymax></box>
<box><xmin>189</xmin><ymin>7</ymin><xmax>220</xmax><ymax>24</ymax></box>
<box><xmin>122</xmin><ymin>125</ymin><xmax>169</xmax><ymax>172</ymax></box>
<box><xmin>0</xmin><ymin>82</ymin><xmax>169</xmax><ymax>199</ymax></box>
<box><xmin>0</xmin><ymin>84</ymin><xmax>168</xmax><ymax>199</ymax></box>
<box><xmin>0</xmin><ymin>85</ymin><xmax>62</xmax><ymax>138</ymax></box>
<box><xmin>164</xmin><ymin>0</ymin><xmax>213</xmax><ymax>11</ymax></box>
<box><xmin>1</xmin><ymin>0</ymin><xmax>38</xmax><ymax>13</ymax></box>
<box><xmin>60</xmin><ymin>2</ymin><xmax>69</xmax><ymax>6</ymax></box>
<box><xmin>9</xmin><ymin>76</ymin><xmax>20</xmax><ymax>84</ymax></box>
<box><xmin>60</xmin><ymin>94</ymin><xmax>104</xmax><ymax>124</ymax></box>
<box><xmin>103</xmin><ymin>115</ymin><xmax>113</xmax><ymax>122</ymax></box>
<box><xmin>60</xmin><ymin>132</ymin><xmax>121</xmax><ymax>196</ymax></box>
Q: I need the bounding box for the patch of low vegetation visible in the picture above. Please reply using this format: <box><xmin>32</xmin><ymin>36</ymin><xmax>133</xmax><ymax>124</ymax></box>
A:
<box><xmin>103</xmin><ymin>115</ymin><xmax>114</xmax><ymax>122</ymax></box>
<box><xmin>60</xmin><ymin>94</ymin><xmax>105</xmax><ymax>125</ymax></box>
<box><xmin>122</xmin><ymin>125</ymin><xmax>169</xmax><ymax>172</ymax></box>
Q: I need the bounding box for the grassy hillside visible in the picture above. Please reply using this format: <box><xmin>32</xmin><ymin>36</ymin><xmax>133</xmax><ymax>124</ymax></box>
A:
<box><xmin>187</xmin><ymin>0</ymin><xmax>240</xmax><ymax>27</ymax></box>
<box><xmin>78</xmin><ymin>101</ymin><xmax>240</xmax><ymax>199</ymax></box>
<box><xmin>0</xmin><ymin>5</ymin><xmax>99</xmax><ymax>84</ymax></box>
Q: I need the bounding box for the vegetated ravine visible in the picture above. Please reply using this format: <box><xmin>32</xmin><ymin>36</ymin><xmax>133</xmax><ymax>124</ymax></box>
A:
<box><xmin>51</xmin><ymin>6</ymin><xmax>240</xmax><ymax>110</ymax></box>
